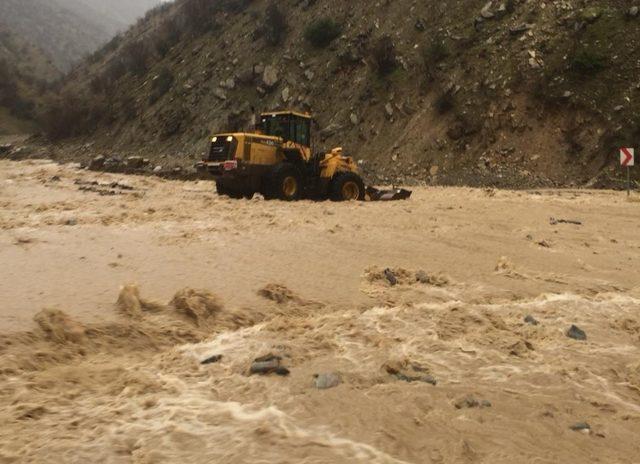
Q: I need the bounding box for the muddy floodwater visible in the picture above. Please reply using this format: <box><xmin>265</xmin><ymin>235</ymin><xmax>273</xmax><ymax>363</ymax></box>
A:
<box><xmin>1</xmin><ymin>159</ymin><xmax>640</xmax><ymax>463</ymax></box>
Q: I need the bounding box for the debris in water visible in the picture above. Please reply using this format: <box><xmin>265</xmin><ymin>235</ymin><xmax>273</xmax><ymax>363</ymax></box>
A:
<box><xmin>314</xmin><ymin>372</ymin><xmax>341</xmax><ymax>389</ymax></box>
<box><xmin>524</xmin><ymin>315</ymin><xmax>539</xmax><ymax>326</ymax></box>
<box><xmin>250</xmin><ymin>354</ymin><xmax>288</xmax><ymax>376</ymax></box>
<box><xmin>365</xmin><ymin>186</ymin><xmax>412</xmax><ymax>201</ymax></box>
<box><xmin>33</xmin><ymin>309</ymin><xmax>87</xmax><ymax>344</ymax></box>
<box><xmin>201</xmin><ymin>354</ymin><xmax>223</xmax><ymax>365</ymax></box>
<box><xmin>566</xmin><ymin>324</ymin><xmax>587</xmax><ymax>341</ymax></box>
<box><xmin>550</xmin><ymin>217</ymin><xmax>582</xmax><ymax>226</ymax></box>
<box><xmin>570</xmin><ymin>422</ymin><xmax>591</xmax><ymax>433</ymax></box>
<box><xmin>116</xmin><ymin>284</ymin><xmax>164</xmax><ymax>318</ymax></box>
<box><xmin>258</xmin><ymin>284</ymin><xmax>299</xmax><ymax>304</ymax></box>
<box><xmin>384</xmin><ymin>268</ymin><xmax>398</xmax><ymax>286</ymax></box>
<box><xmin>454</xmin><ymin>395</ymin><xmax>492</xmax><ymax>409</ymax></box>
<box><xmin>495</xmin><ymin>256</ymin><xmax>514</xmax><ymax>272</ymax></box>
<box><xmin>170</xmin><ymin>288</ymin><xmax>223</xmax><ymax>326</ymax></box>
<box><xmin>415</xmin><ymin>270</ymin><xmax>449</xmax><ymax>286</ymax></box>
<box><xmin>385</xmin><ymin>362</ymin><xmax>437</xmax><ymax>385</ymax></box>
<box><xmin>75</xmin><ymin>179</ymin><xmax>136</xmax><ymax>196</ymax></box>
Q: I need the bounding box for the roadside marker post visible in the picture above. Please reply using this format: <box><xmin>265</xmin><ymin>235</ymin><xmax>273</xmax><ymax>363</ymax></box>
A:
<box><xmin>620</xmin><ymin>148</ymin><xmax>635</xmax><ymax>196</ymax></box>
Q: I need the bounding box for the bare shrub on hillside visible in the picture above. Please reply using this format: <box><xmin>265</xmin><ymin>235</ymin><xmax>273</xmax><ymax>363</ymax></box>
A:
<box><xmin>422</xmin><ymin>36</ymin><xmax>449</xmax><ymax>66</ymax></box>
<box><xmin>372</xmin><ymin>35</ymin><xmax>397</xmax><ymax>76</ymax></box>
<box><xmin>149</xmin><ymin>67</ymin><xmax>175</xmax><ymax>104</ymax></box>
<box><xmin>120</xmin><ymin>41</ymin><xmax>150</xmax><ymax>77</ymax></box>
<box><xmin>40</xmin><ymin>94</ymin><xmax>106</xmax><ymax>140</ymax></box>
<box><xmin>103</xmin><ymin>59</ymin><xmax>127</xmax><ymax>86</ymax></box>
<box><xmin>0</xmin><ymin>60</ymin><xmax>19</xmax><ymax>105</ymax></box>
<box><xmin>304</xmin><ymin>18</ymin><xmax>342</xmax><ymax>48</ymax></box>
<box><xmin>0</xmin><ymin>59</ymin><xmax>35</xmax><ymax>119</ymax></box>
<box><xmin>264</xmin><ymin>2</ymin><xmax>287</xmax><ymax>46</ymax></box>
<box><xmin>154</xmin><ymin>17</ymin><xmax>182</xmax><ymax>57</ymax></box>
<box><xmin>182</xmin><ymin>0</ymin><xmax>220</xmax><ymax>34</ymax></box>
<box><xmin>571</xmin><ymin>47</ymin><xmax>606</xmax><ymax>75</ymax></box>
<box><xmin>435</xmin><ymin>90</ymin><xmax>455</xmax><ymax>114</ymax></box>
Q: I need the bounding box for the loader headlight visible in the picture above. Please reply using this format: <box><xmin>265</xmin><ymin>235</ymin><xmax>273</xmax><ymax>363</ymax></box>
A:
<box><xmin>212</xmin><ymin>136</ymin><xmax>218</xmax><ymax>142</ymax></box>
<box><xmin>226</xmin><ymin>136</ymin><xmax>233</xmax><ymax>142</ymax></box>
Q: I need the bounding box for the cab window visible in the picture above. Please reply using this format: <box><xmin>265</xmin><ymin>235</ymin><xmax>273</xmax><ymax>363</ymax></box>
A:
<box><xmin>295</xmin><ymin>118</ymin><xmax>310</xmax><ymax>147</ymax></box>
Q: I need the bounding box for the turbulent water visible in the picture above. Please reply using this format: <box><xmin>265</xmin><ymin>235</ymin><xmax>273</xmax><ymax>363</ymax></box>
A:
<box><xmin>1</xmin><ymin>160</ymin><xmax>639</xmax><ymax>463</ymax></box>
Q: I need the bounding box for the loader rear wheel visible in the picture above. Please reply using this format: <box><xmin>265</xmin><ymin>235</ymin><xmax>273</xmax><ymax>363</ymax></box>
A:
<box><xmin>216</xmin><ymin>180</ymin><xmax>243</xmax><ymax>199</ymax></box>
<box><xmin>267</xmin><ymin>164</ymin><xmax>302</xmax><ymax>201</ymax></box>
<box><xmin>330</xmin><ymin>172</ymin><xmax>365</xmax><ymax>201</ymax></box>
<box><xmin>215</xmin><ymin>180</ymin><xmax>228</xmax><ymax>196</ymax></box>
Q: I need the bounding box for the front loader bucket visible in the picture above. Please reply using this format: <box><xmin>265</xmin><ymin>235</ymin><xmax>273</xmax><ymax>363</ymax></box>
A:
<box><xmin>365</xmin><ymin>186</ymin><xmax>413</xmax><ymax>201</ymax></box>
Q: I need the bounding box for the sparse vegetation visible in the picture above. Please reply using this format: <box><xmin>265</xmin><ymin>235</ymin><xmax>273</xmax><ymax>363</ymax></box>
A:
<box><xmin>422</xmin><ymin>36</ymin><xmax>449</xmax><ymax>65</ymax></box>
<box><xmin>571</xmin><ymin>47</ymin><xmax>607</xmax><ymax>74</ymax></box>
<box><xmin>304</xmin><ymin>18</ymin><xmax>342</xmax><ymax>48</ymax></box>
<box><xmin>434</xmin><ymin>91</ymin><xmax>455</xmax><ymax>114</ymax></box>
<box><xmin>372</xmin><ymin>36</ymin><xmax>397</xmax><ymax>76</ymax></box>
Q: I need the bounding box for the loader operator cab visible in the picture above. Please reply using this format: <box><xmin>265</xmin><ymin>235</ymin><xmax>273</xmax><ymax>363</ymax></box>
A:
<box><xmin>259</xmin><ymin>111</ymin><xmax>311</xmax><ymax>148</ymax></box>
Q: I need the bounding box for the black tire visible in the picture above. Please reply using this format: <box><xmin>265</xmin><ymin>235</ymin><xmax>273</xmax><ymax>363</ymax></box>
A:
<box><xmin>215</xmin><ymin>180</ymin><xmax>228</xmax><ymax>197</ymax></box>
<box><xmin>267</xmin><ymin>164</ymin><xmax>302</xmax><ymax>201</ymax></box>
<box><xmin>216</xmin><ymin>180</ymin><xmax>243</xmax><ymax>199</ymax></box>
<box><xmin>329</xmin><ymin>172</ymin><xmax>366</xmax><ymax>201</ymax></box>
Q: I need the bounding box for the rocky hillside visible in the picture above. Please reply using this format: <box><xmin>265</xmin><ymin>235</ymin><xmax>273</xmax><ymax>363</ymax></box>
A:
<box><xmin>39</xmin><ymin>0</ymin><xmax>640</xmax><ymax>187</ymax></box>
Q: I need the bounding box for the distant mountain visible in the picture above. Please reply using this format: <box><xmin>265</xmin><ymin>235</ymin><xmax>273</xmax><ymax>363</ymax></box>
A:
<box><xmin>0</xmin><ymin>0</ymin><xmax>166</xmax><ymax>72</ymax></box>
<box><xmin>59</xmin><ymin>0</ymin><xmax>166</xmax><ymax>31</ymax></box>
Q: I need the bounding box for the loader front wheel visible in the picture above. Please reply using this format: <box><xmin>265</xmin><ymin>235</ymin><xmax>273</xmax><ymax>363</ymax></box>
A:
<box><xmin>267</xmin><ymin>164</ymin><xmax>302</xmax><ymax>201</ymax></box>
<box><xmin>329</xmin><ymin>172</ymin><xmax>365</xmax><ymax>201</ymax></box>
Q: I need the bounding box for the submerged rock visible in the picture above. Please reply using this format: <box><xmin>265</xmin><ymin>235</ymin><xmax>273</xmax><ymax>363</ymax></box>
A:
<box><xmin>566</xmin><ymin>325</ymin><xmax>587</xmax><ymax>341</ymax></box>
<box><xmin>250</xmin><ymin>354</ymin><xmax>289</xmax><ymax>376</ymax></box>
<box><xmin>314</xmin><ymin>372</ymin><xmax>341</xmax><ymax>389</ymax></box>
<box><xmin>201</xmin><ymin>354</ymin><xmax>222</xmax><ymax>365</ymax></box>
<box><xmin>384</xmin><ymin>268</ymin><xmax>398</xmax><ymax>286</ymax></box>
<box><xmin>570</xmin><ymin>422</ymin><xmax>591</xmax><ymax>432</ymax></box>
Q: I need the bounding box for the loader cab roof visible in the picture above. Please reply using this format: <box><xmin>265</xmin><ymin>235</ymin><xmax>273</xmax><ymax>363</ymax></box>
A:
<box><xmin>259</xmin><ymin>111</ymin><xmax>312</xmax><ymax>148</ymax></box>
<box><xmin>260</xmin><ymin>110</ymin><xmax>311</xmax><ymax>119</ymax></box>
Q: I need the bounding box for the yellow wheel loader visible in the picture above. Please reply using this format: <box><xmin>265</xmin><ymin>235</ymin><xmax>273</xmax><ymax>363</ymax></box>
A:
<box><xmin>196</xmin><ymin>110</ymin><xmax>367</xmax><ymax>201</ymax></box>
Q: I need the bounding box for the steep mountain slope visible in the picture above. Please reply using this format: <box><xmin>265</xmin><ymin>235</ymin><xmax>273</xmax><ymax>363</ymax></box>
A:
<box><xmin>45</xmin><ymin>0</ymin><xmax>640</xmax><ymax>187</ymax></box>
